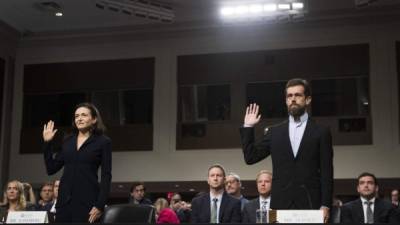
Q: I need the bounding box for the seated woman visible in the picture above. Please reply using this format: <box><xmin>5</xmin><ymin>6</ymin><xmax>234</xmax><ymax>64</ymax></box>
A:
<box><xmin>0</xmin><ymin>180</ymin><xmax>35</xmax><ymax>222</ymax></box>
<box><xmin>154</xmin><ymin>198</ymin><xmax>180</xmax><ymax>224</ymax></box>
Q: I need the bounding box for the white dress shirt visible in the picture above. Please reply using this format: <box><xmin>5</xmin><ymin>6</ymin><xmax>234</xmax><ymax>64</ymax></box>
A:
<box><xmin>210</xmin><ymin>192</ymin><xmax>223</xmax><ymax>223</ymax></box>
<box><xmin>289</xmin><ymin>112</ymin><xmax>308</xmax><ymax>157</ymax></box>
<box><xmin>259</xmin><ymin>196</ymin><xmax>271</xmax><ymax>211</ymax></box>
<box><xmin>361</xmin><ymin>197</ymin><xmax>375</xmax><ymax>223</ymax></box>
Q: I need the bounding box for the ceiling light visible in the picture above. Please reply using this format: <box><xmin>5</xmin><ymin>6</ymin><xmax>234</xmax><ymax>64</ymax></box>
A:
<box><xmin>292</xmin><ymin>2</ymin><xmax>304</xmax><ymax>10</ymax></box>
<box><xmin>220</xmin><ymin>7</ymin><xmax>235</xmax><ymax>16</ymax></box>
<box><xmin>220</xmin><ymin>1</ymin><xmax>306</xmax><ymax>22</ymax></box>
<box><xmin>249</xmin><ymin>4</ymin><xmax>263</xmax><ymax>14</ymax></box>
<box><xmin>264</xmin><ymin>4</ymin><xmax>277</xmax><ymax>12</ymax></box>
<box><xmin>235</xmin><ymin>5</ymin><xmax>249</xmax><ymax>15</ymax></box>
<box><xmin>55</xmin><ymin>12</ymin><xmax>63</xmax><ymax>17</ymax></box>
<box><xmin>277</xmin><ymin>3</ymin><xmax>291</xmax><ymax>10</ymax></box>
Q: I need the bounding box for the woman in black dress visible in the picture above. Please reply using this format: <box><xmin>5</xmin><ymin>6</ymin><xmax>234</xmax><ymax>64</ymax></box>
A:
<box><xmin>43</xmin><ymin>102</ymin><xmax>112</xmax><ymax>223</ymax></box>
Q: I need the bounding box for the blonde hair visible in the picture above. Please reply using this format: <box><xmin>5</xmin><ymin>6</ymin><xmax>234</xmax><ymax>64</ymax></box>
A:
<box><xmin>5</xmin><ymin>180</ymin><xmax>27</xmax><ymax>210</ymax></box>
<box><xmin>256</xmin><ymin>170</ymin><xmax>272</xmax><ymax>182</ymax></box>
<box><xmin>154</xmin><ymin>198</ymin><xmax>169</xmax><ymax>214</ymax></box>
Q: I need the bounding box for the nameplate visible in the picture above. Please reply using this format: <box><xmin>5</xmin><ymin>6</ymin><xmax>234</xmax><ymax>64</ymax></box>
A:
<box><xmin>274</xmin><ymin>210</ymin><xmax>323</xmax><ymax>223</ymax></box>
<box><xmin>6</xmin><ymin>211</ymin><xmax>48</xmax><ymax>224</ymax></box>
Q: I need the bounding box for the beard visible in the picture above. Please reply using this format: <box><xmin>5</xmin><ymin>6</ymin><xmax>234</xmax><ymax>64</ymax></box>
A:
<box><xmin>287</xmin><ymin>103</ymin><xmax>306</xmax><ymax>120</ymax></box>
<box><xmin>361</xmin><ymin>191</ymin><xmax>376</xmax><ymax>200</ymax></box>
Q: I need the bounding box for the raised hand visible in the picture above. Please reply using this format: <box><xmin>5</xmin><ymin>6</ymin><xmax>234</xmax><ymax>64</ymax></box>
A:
<box><xmin>43</xmin><ymin>120</ymin><xmax>58</xmax><ymax>142</ymax></box>
<box><xmin>244</xmin><ymin>103</ymin><xmax>261</xmax><ymax>127</ymax></box>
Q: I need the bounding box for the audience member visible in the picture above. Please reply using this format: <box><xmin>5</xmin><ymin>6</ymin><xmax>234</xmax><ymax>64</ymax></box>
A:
<box><xmin>191</xmin><ymin>164</ymin><xmax>241</xmax><ymax>223</ymax></box>
<box><xmin>154</xmin><ymin>197</ymin><xmax>180</xmax><ymax>224</ymax></box>
<box><xmin>129</xmin><ymin>182</ymin><xmax>152</xmax><ymax>205</ymax></box>
<box><xmin>170</xmin><ymin>193</ymin><xmax>191</xmax><ymax>223</ymax></box>
<box><xmin>35</xmin><ymin>182</ymin><xmax>54</xmax><ymax>211</ymax></box>
<box><xmin>391</xmin><ymin>189</ymin><xmax>399</xmax><ymax>209</ymax></box>
<box><xmin>49</xmin><ymin>180</ymin><xmax>60</xmax><ymax>222</ymax></box>
<box><xmin>341</xmin><ymin>172</ymin><xmax>400</xmax><ymax>223</ymax></box>
<box><xmin>0</xmin><ymin>180</ymin><xmax>34</xmax><ymax>222</ymax></box>
<box><xmin>225</xmin><ymin>172</ymin><xmax>248</xmax><ymax>211</ymax></box>
<box><xmin>242</xmin><ymin>170</ymin><xmax>272</xmax><ymax>223</ymax></box>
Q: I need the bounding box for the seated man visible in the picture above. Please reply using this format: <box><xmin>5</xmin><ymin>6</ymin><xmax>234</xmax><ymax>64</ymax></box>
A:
<box><xmin>170</xmin><ymin>193</ymin><xmax>191</xmax><ymax>223</ymax></box>
<box><xmin>341</xmin><ymin>172</ymin><xmax>400</xmax><ymax>223</ymax></box>
<box><xmin>48</xmin><ymin>180</ymin><xmax>60</xmax><ymax>222</ymax></box>
<box><xmin>225</xmin><ymin>172</ymin><xmax>249</xmax><ymax>211</ymax></box>
<box><xmin>191</xmin><ymin>164</ymin><xmax>241</xmax><ymax>223</ymax></box>
<box><xmin>391</xmin><ymin>189</ymin><xmax>399</xmax><ymax>209</ymax></box>
<box><xmin>242</xmin><ymin>170</ymin><xmax>272</xmax><ymax>223</ymax></box>
<box><xmin>35</xmin><ymin>182</ymin><xmax>54</xmax><ymax>212</ymax></box>
<box><xmin>129</xmin><ymin>182</ymin><xmax>152</xmax><ymax>205</ymax></box>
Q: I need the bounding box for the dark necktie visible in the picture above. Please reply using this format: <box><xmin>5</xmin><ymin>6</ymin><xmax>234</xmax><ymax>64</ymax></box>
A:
<box><xmin>262</xmin><ymin>200</ymin><xmax>268</xmax><ymax>211</ymax></box>
<box><xmin>365</xmin><ymin>201</ymin><xmax>373</xmax><ymax>224</ymax></box>
<box><xmin>211</xmin><ymin>198</ymin><xmax>218</xmax><ymax>223</ymax></box>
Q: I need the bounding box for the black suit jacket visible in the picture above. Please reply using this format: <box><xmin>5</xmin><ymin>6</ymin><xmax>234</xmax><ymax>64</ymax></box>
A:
<box><xmin>191</xmin><ymin>192</ymin><xmax>241</xmax><ymax>223</ymax></box>
<box><xmin>340</xmin><ymin>198</ymin><xmax>400</xmax><ymax>223</ymax></box>
<box><xmin>240</xmin><ymin>119</ymin><xmax>333</xmax><ymax>209</ymax></box>
<box><xmin>43</xmin><ymin>134</ymin><xmax>112</xmax><ymax>212</ymax></box>
<box><xmin>242</xmin><ymin>198</ymin><xmax>260</xmax><ymax>223</ymax></box>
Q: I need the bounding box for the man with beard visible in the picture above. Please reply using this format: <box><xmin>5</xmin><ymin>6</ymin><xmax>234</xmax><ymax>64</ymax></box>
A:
<box><xmin>191</xmin><ymin>164</ymin><xmax>241</xmax><ymax>223</ymax></box>
<box><xmin>240</xmin><ymin>78</ymin><xmax>333</xmax><ymax>223</ymax></box>
<box><xmin>341</xmin><ymin>172</ymin><xmax>400</xmax><ymax>223</ymax></box>
<box><xmin>225</xmin><ymin>172</ymin><xmax>248</xmax><ymax>211</ymax></box>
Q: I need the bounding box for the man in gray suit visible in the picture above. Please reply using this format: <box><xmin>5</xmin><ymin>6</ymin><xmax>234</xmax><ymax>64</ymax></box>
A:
<box><xmin>242</xmin><ymin>170</ymin><xmax>272</xmax><ymax>223</ymax></box>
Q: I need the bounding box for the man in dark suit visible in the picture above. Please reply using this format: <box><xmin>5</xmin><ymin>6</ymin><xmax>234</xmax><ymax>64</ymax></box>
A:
<box><xmin>225</xmin><ymin>172</ymin><xmax>248</xmax><ymax>211</ymax></box>
<box><xmin>391</xmin><ymin>189</ymin><xmax>399</xmax><ymax>209</ymax></box>
<box><xmin>35</xmin><ymin>182</ymin><xmax>54</xmax><ymax>212</ymax></box>
<box><xmin>191</xmin><ymin>164</ymin><xmax>241</xmax><ymax>223</ymax></box>
<box><xmin>341</xmin><ymin>172</ymin><xmax>400</xmax><ymax>223</ymax></box>
<box><xmin>242</xmin><ymin>170</ymin><xmax>272</xmax><ymax>223</ymax></box>
<box><xmin>129</xmin><ymin>182</ymin><xmax>152</xmax><ymax>205</ymax></box>
<box><xmin>240</xmin><ymin>78</ymin><xmax>333</xmax><ymax>222</ymax></box>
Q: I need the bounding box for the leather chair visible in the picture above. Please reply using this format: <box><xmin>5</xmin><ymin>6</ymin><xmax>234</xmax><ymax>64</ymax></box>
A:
<box><xmin>102</xmin><ymin>204</ymin><xmax>156</xmax><ymax>223</ymax></box>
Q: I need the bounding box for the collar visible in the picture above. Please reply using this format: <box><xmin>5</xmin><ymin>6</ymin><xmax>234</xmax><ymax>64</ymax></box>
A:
<box><xmin>210</xmin><ymin>191</ymin><xmax>223</xmax><ymax>200</ymax></box>
<box><xmin>259</xmin><ymin>195</ymin><xmax>271</xmax><ymax>202</ymax></box>
<box><xmin>360</xmin><ymin>197</ymin><xmax>375</xmax><ymax>204</ymax></box>
<box><xmin>289</xmin><ymin>112</ymin><xmax>308</xmax><ymax>124</ymax></box>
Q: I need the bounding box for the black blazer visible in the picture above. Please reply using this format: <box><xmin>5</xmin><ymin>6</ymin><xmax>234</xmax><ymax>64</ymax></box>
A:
<box><xmin>191</xmin><ymin>192</ymin><xmax>241</xmax><ymax>223</ymax></box>
<box><xmin>242</xmin><ymin>198</ymin><xmax>260</xmax><ymax>223</ymax></box>
<box><xmin>43</xmin><ymin>134</ymin><xmax>112</xmax><ymax>211</ymax></box>
<box><xmin>240</xmin><ymin>119</ymin><xmax>333</xmax><ymax>209</ymax></box>
<box><xmin>340</xmin><ymin>198</ymin><xmax>400</xmax><ymax>223</ymax></box>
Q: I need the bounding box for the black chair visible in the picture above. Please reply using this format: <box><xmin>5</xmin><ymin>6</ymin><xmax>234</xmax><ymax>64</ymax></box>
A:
<box><xmin>102</xmin><ymin>204</ymin><xmax>156</xmax><ymax>223</ymax></box>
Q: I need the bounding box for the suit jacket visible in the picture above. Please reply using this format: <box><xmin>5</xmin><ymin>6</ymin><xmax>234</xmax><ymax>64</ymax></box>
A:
<box><xmin>340</xmin><ymin>198</ymin><xmax>400</xmax><ymax>223</ymax></box>
<box><xmin>191</xmin><ymin>192</ymin><xmax>241</xmax><ymax>223</ymax></box>
<box><xmin>35</xmin><ymin>201</ymin><xmax>54</xmax><ymax>212</ymax></box>
<box><xmin>43</xmin><ymin>134</ymin><xmax>112</xmax><ymax>221</ymax></box>
<box><xmin>242</xmin><ymin>198</ymin><xmax>260</xmax><ymax>223</ymax></box>
<box><xmin>240</xmin><ymin>119</ymin><xmax>333</xmax><ymax>209</ymax></box>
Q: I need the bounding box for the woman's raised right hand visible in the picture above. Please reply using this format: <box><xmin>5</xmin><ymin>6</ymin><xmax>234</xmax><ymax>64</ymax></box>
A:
<box><xmin>43</xmin><ymin>120</ymin><xmax>58</xmax><ymax>142</ymax></box>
